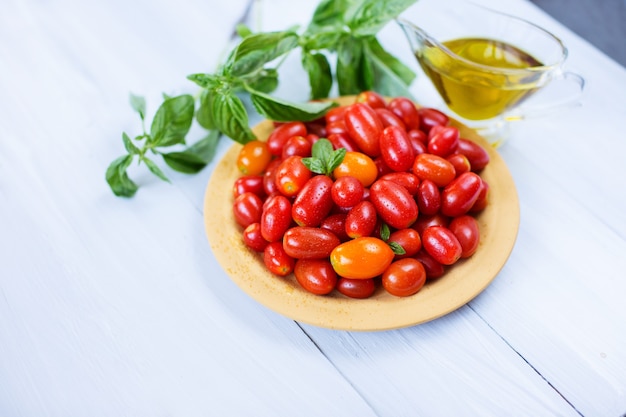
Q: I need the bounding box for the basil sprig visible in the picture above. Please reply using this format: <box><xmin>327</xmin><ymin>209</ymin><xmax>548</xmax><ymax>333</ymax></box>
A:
<box><xmin>107</xmin><ymin>0</ymin><xmax>417</xmax><ymax>197</ymax></box>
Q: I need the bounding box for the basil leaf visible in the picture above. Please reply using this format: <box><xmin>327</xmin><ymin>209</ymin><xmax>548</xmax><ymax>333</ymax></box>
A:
<box><xmin>129</xmin><ymin>93</ymin><xmax>146</xmax><ymax>120</ymax></box>
<box><xmin>368</xmin><ymin>37</ymin><xmax>416</xmax><ymax>85</ymax></box>
<box><xmin>379</xmin><ymin>223</ymin><xmax>391</xmax><ymax>241</ymax></box>
<box><xmin>308</xmin><ymin>0</ymin><xmax>351</xmax><ymax>30</ymax></box>
<box><xmin>162</xmin><ymin>130</ymin><xmax>220</xmax><ymax>174</ymax></box>
<box><xmin>227</xmin><ymin>31</ymin><xmax>299</xmax><ymax>77</ymax></box>
<box><xmin>246</xmin><ymin>68</ymin><xmax>279</xmax><ymax>94</ymax></box>
<box><xmin>105</xmin><ymin>155</ymin><xmax>138</xmax><ymax>197</ymax></box>
<box><xmin>367</xmin><ymin>41</ymin><xmax>415</xmax><ymax>98</ymax></box>
<box><xmin>196</xmin><ymin>89</ymin><xmax>215</xmax><ymax>130</ymax></box>
<box><xmin>301</xmin><ymin>158</ymin><xmax>325</xmax><ymax>174</ymax></box>
<box><xmin>388</xmin><ymin>241</ymin><xmax>406</xmax><ymax>255</ymax></box>
<box><xmin>348</xmin><ymin>0</ymin><xmax>417</xmax><ymax>37</ymax></box>
<box><xmin>327</xmin><ymin>147</ymin><xmax>347</xmax><ymax>172</ymax></box>
<box><xmin>187</xmin><ymin>73</ymin><xmax>218</xmax><ymax>89</ymax></box>
<box><xmin>312</xmin><ymin>138</ymin><xmax>333</xmax><ymax>161</ymax></box>
<box><xmin>302</xmin><ymin>52</ymin><xmax>333</xmax><ymax>99</ymax></box>
<box><xmin>248</xmin><ymin>88</ymin><xmax>337</xmax><ymax>122</ymax></box>
<box><xmin>149</xmin><ymin>94</ymin><xmax>194</xmax><ymax>147</ymax></box>
<box><xmin>301</xmin><ymin>30</ymin><xmax>343</xmax><ymax>51</ymax></box>
<box><xmin>210</xmin><ymin>91</ymin><xmax>256</xmax><ymax>144</ymax></box>
<box><xmin>336</xmin><ymin>36</ymin><xmax>364</xmax><ymax>95</ymax></box>
<box><xmin>359</xmin><ymin>45</ymin><xmax>375</xmax><ymax>91</ymax></box>
<box><xmin>235</xmin><ymin>23</ymin><xmax>253</xmax><ymax>38</ymax></box>
<box><xmin>122</xmin><ymin>132</ymin><xmax>140</xmax><ymax>154</ymax></box>
<box><xmin>141</xmin><ymin>156</ymin><xmax>170</xmax><ymax>183</ymax></box>
<box><xmin>302</xmin><ymin>139</ymin><xmax>345</xmax><ymax>176</ymax></box>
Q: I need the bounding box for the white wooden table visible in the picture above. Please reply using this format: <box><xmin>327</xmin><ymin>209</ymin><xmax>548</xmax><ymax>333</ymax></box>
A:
<box><xmin>2</xmin><ymin>0</ymin><xmax>625</xmax><ymax>416</ymax></box>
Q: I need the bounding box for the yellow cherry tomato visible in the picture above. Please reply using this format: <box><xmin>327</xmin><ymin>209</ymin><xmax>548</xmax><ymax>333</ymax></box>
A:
<box><xmin>330</xmin><ymin>237</ymin><xmax>394</xmax><ymax>279</ymax></box>
<box><xmin>332</xmin><ymin>151</ymin><xmax>378</xmax><ymax>187</ymax></box>
<box><xmin>237</xmin><ymin>140</ymin><xmax>272</xmax><ymax>175</ymax></box>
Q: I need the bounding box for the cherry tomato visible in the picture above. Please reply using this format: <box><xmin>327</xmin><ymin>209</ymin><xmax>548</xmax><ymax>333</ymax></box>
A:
<box><xmin>412</xmin><ymin>153</ymin><xmax>456</xmax><ymax>187</ymax></box>
<box><xmin>449</xmin><ymin>215</ymin><xmax>480</xmax><ymax>258</ymax></box>
<box><xmin>418</xmin><ymin>107</ymin><xmax>449</xmax><ymax>133</ymax></box>
<box><xmin>262</xmin><ymin>158</ymin><xmax>282</xmax><ymax>195</ymax></box>
<box><xmin>242</xmin><ymin>222</ymin><xmax>268</xmax><ymax>252</ymax></box>
<box><xmin>325</xmin><ymin>105</ymin><xmax>348</xmax><ymax>125</ymax></box>
<box><xmin>374</xmin><ymin>157</ymin><xmax>393</xmax><ymax>178</ymax></box>
<box><xmin>375</xmin><ymin>108</ymin><xmax>406</xmax><ymax>129</ymax></box>
<box><xmin>233</xmin><ymin>175</ymin><xmax>265</xmax><ymax>198</ymax></box>
<box><xmin>380</xmin><ymin>125</ymin><xmax>415</xmax><ymax>172</ymax></box>
<box><xmin>470</xmin><ymin>179</ymin><xmax>490</xmax><ymax>213</ymax></box>
<box><xmin>326</xmin><ymin>119</ymin><xmax>348</xmax><ymax>136</ymax></box>
<box><xmin>237</xmin><ymin>140</ymin><xmax>272</xmax><ymax>175</ymax></box>
<box><xmin>275</xmin><ymin>155</ymin><xmax>312</xmax><ymax>197</ymax></box>
<box><xmin>416</xmin><ymin>179</ymin><xmax>441</xmax><ymax>216</ymax></box>
<box><xmin>336</xmin><ymin>277</ymin><xmax>377</xmax><ymax>299</ymax></box>
<box><xmin>330</xmin><ymin>237</ymin><xmax>394</xmax><ymax>279</ymax></box>
<box><xmin>382</xmin><ymin>258</ymin><xmax>427</xmax><ymax>297</ymax></box>
<box><xmin>333</xmin><ymin>151</ymin><xmax>378</xmax><ymax>187</ymax></box>
<box><xmin>320</xmin><ymin>213</ymin><xmax>350</xmax><ymax>242</ymax></box>
<box><xmin>355</xmin><ymin>90</ymin><xmax>387</xmax><ymax>109</ymax></box>
<box><xmin>388</xmin><ymin>97</ymin><xmax>420</xmax><ymax>130</ymax></box>
<box><xmin>456</xmin><ymin>138</ymin><xmax>490</xmax><ymax>171</ymax></box>
<box><xmin>233</xmin><ymin>192</ymin><xmax>263</xmax><ymax>228</ymax></box>
<box><xmin>441</xmin><ymin>172</ymin><xmax>483</xmax><ymax>217</ymax></box>
<box><xmin>380</xmin><ymin>172</ymin><xmax>420</xmax><ymax>195</ymax></box>
<box><xmin>267</xmin><ymin>121</ymin><xmax>307</xmax><ymax>156</ymax></box>
<box><xmin>281</xmin><ymin>136</ymin><xmax>312</xmax><ymax>159</ymax></box>
<box><xmin>292</xmin><ymin>175</ymin><xmax>334</xmax><ymax>227</ymax></box>
<box><xmin>388</xmin><ymin>228</ymin><xmax>422</xmax><ymax>259</ymax></box>
<box><xmin>344</xmin><ymin>103</ymin><xmax>384</xmax><ymax>157</ymax></box>
<box><xmin>345</xmin><ymin>200</ymin><xmax>378</xmax><ymax>238</ymax></box>
<box><xmin>414</xmin><ymin>249</ymin><xmax>446</xmax><ymax>279</ymax></box>
<box><xmin>305</xmin><ymin>122</ymin><xmax>326</xmax><ymax>138</ymax></box>
<box><xmin>427</xmin><ymin>126</ymin><xmax>459</xmax><ymax>157</ymax></box>
<box><xmin>407</xmin><ymin>128</ymin><xmax>428</xmax><ymax>146</ymax></box>
<box><xmin>447</xmin><ymin>153</ymin><xmax>471</xmax><ymax>177</ymax></box>
<box><xmin>294</xmin><ymin>259</ymin><xmax>338</xmax><ymax>295</ymax></box>
<box><xmin>412</xmin><ymin>213</ymin><xmax>450</xmax><ymax>237</ymax></box>
<box><xmin>369</xmin><ymin>179</ymin><xmax>418</xmax><ymax>230</ymax></box>
<box><xmin>283</xmin><ymin>227</ymin><xmax>340</xmax><ymax>259</ymax></box>
<box><xmin>332</xmin><ymin>176</ymin><xmax>364</xmax><ymax>208</ymax></box>
<box><xmin>260</xmin><ymin>195</ymin><xmax>292</xmax><ymax>242</ymax></box>
<box><xmin>422</xmin><ymin>226</ymin><xmax>462</xmax><ymax>265</ymax></box>
<box><xmin>263</xmin><ymin>242</ymin><xmax>295</xmax><ymax>276</ymax></box>
<box><xmin>328</xmin><ymin>132</ymin><xmax>359</xmax><ymax>152</ymax></box>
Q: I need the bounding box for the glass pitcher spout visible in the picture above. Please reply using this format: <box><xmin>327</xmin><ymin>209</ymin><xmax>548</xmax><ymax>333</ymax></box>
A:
<box><xmin>396</xmin><ymin>18</ymin><xmax>438</xmax><ymax>56</ymax></box>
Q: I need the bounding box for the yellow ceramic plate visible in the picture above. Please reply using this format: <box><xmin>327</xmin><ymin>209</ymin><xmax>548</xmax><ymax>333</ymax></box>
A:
<box><xmin>204</xmin><ymin>97</ymin><xmax>519</xmax><ymax>331</ymax></box>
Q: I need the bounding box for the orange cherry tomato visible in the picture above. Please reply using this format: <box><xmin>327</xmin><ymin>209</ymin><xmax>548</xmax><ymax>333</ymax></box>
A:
<box><xmin>382</xmin><ymin>258</ymin><xmax>427</xmax><ymax>297</ymax></box>
<box><xmin>330</xmin><ymin>237</ymin><xmax>394</xmax><ymax>279</ymax></box>
<box><xmin>236</xmin><ymin>140</ymin><xmax>272</xmax><ymax>176</ymax></box>
<box><xmin>332</xmin><ymin>151</ymin><xmax>378</xmax><ymax>187</ymax></box>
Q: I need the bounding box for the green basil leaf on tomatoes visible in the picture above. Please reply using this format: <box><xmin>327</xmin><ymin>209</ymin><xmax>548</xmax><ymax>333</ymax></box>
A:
<box><xmin>388</xmin><ymin>241</ymin><xmax>407</xmax><ymax>255</ymax></box>
<box><xmin>302</xmin><ymin>138</ymin><xmax>346</xmax><ymax>175</ymax></box>
<box><xmin>210</xmin><ymin>91</ymin><xmax>256</xmax><ymax>144</ymax></box>
<box><xmin>247</xmin><ymin>88</ymin><xmax>337</xmax><ymax>122</ymax></box>
<box><xmin>226</xmin><ymin>31</ymin><xmax>299</xmax><ymax>77</ymax></box>
<box><xmin>149</xmin><ymin>94</ymin><xmax>195</xmax><ymax>147</ymax></box>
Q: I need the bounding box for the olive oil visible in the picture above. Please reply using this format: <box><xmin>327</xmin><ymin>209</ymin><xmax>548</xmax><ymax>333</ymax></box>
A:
<box><xmin>418</xmin><ymin>38</ymin><xmax>544</xmax><ymax>120</ymax></box>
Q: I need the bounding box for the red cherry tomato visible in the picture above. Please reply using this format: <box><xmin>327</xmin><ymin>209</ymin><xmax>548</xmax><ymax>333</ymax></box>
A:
<box><xmin>281</xmin><ymin>136</ymin><xmax>312</xmax><ymax>159</ymax></box>
<box><xmin>263</xmin><ymin>242</ymin><xmax>295</xmax><ymax>276</ymax></box>
<box><xmin>325</xmin><ymin>105</ymin><xmax>349</xmax><ymax>125</ymax></box>
<box><xmin>375</xmin><ymin>108</ymin><xmax>406</xmax><ymax>130</ymax></box>
<box><xmin>380</xmin><ymin>172</ymin><xmax>420</xmax><ymax>195</ymax></box>
<box><xmin>470</xmin><ymin>179</ymin><xmax>490</xmax><ymax>213</ymax></box>
<box><xmin>326</xmin><ymin>119</ymin><xmax>348</xmax><ymax>136</ymax></box>
<box><xmin>262</xmin><ymin>158</ymin><xmax>282</xmax><ymax>195</ymax></box>
<box><xmin>275</xmin><ymin>155</ymin><xmax>312</xmax><ymax>197</ymax></box>
<box><xmin>447</xmin><ymin>153</ymin><xmax>471</xmax><ymax>177</ymax></box>
<box><xmin>456</xmin><ymin>138</ymin><xmax>490</xmax><ymax>171</ymax></box>
<box><xmin>233</xmin><ymin>175</ymin><xmax>265</xmax><ymax>198</ymax></box>
<box><xmin>292</xmin><ymin>175</ymin><xmax>334</xmax><ymax>227</ymax></box>
<box><xmin>267</xmin><ymin>122</ymin><xmax>307</xmax><ymax>156</ymax></box>
<box><xmin>331</xmin><ymin>175</ymin><xmax>364</xmax><ymax>208</ymax></box>
<box><xmin>427</xmin><ymin>126</ymin><xmax>459</xmax><ymax>157</ymax></box>
<box><xmin>344</xmin><ymin>103</ymin><xmax>384</xmax><ymax>157</ymax></box>
<box><xmin>417</xmin><ymin>107</ymin><xmax>449</xmax><ymax>133</ymax></box>
<box><xmin>412</xmin><ymin>213</ymin><xmax>450</xmax><ymax>237</ymax></box>
<box><xmin>283</xmin><ymin>227</ymin><xmax>340</xmax><ymax>259</ymax></box>
<box><xmin>414</xmin><ymin>249</ymin><xmax>446</xmax><ymax>279</ymax></box>
<box><xmin>441</xmin><ymin>172</ymin><xmax>483</xmax><ymax>217</ymax></box>
<box><xmin>382</xmin><ymin>258</ymin><xmax>427</xmax><ymax>297</ymax></box>
<box><xmin>345</xmin><ymin>200</ymin><xmax>378</xmax><ymax>239</ymax></box>
<box><xmin>369</xmin><ymin>179</ymin><xmax>419</xmax><ymax>229</ymax></box>
<box><xmin>294</xmin><ymin>259</ymin><xmax>338</xmax><ymax>295</ymax></box>
<box><xmin>412</xmin><ymin>153</ymin><xmax>456</xmax><ymax>188</ymax></box>
<box><xmin>355</xmin><ymin>90</ymin><xmax>387</xmax><ymax>109</ymax></box>
<box><xmin>422</xmin><ymin>226</ymin><xmax>462</xmax><ymax>265</ymax></box>
<box><xmin>242</xmin><ymin>222</ymin><xmax>268</xmax><ymax>252</ymax></box>
<box><xmin>320</xmin><ymin>213</ymin><xmax>350</xmax><ymax>241</ymax></box>
<box><xmin>260</xmin><ymin>194</ymin><xmax>292</xmax><ymax>242</ymax></box>
<box><xmin>416</xmin><ymin>179</ymin><xmax>441</xmax><ymax>216</ymax></box>
<box><xmin>328</xmin><ymin>132</ymin><xmax>359</xmax><ymax>152</ymax></box>
<box><xmin>388</xmin><ymin>228</ymin><xmax>422</xmax><ymax>259</ymax></box>
<box><xmin>233</xmin><ymin>192</ymin><xmax>263</xmax><ymax>228</ymax></box>
<box><xmin>380</xmin><ymin>125</ymin><xmax>415</xmax><ymax>172</ymax></box>
<box><xmin>336</xmin><ymin>277</ymin><xmax>377</xmax><ymax>299</ymax></box>
<box><xmin>449</xmin><ymin>215</ymin><xmax>480</xmax><ymax>258</ymax></box>
<box><xmin>388</xmin><ymin>97</ymin><xmax>420</xmax><ymax>130</ymax></box>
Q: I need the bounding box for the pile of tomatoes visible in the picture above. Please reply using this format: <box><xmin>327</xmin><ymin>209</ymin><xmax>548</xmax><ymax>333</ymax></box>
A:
<box><xmin>232</xmin><ymin>92</ymin><xmax>490</xmax><ymax>299</ymax></box>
